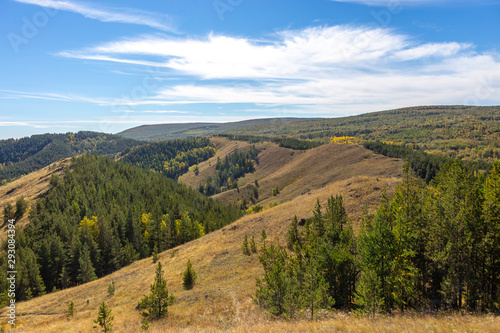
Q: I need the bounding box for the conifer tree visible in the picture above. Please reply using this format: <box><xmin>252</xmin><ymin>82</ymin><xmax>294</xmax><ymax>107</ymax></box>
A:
<box><xmin>78</xmin><ymin>244</ymin><xmax>97</xmax><ymax>284</ymax></box>
<box><xmin>138</xmin><ymin>262</ymin><xmax>175</xmax><ymax>320</ymax></box>
<box><xmin>242</xmin><ymin>234</ymin><xmax>250</xmax><ymax>255</ymax></box>
<box><xmin>182</xmin><ymin>259</ymin><xmax>197</xmax><ymax>290</ymax></box>
<box><xmin>250</xmin><ymin>235</ymin><xmax>257</xmax><ymax>253</ymax></box>
<box><xmin>67</xmin><ymin>301</ymin><xmax>75</xmax><ymax>319</ymax></box>
<box><xmin>93</xmin><ymin>301</ymin><xmax>113</xmax><ymax>332</ymax></box>
<box><xmin>287</xmin><ymin>216</ymin><xmax>301</xmax><ymax>250</ymax></box>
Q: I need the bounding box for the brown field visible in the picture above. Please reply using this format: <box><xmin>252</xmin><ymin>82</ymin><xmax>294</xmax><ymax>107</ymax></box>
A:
<box><xmin>0</xmin><ymin>158</ymin><xmax>70</xmax><ymax>239</ymax></box>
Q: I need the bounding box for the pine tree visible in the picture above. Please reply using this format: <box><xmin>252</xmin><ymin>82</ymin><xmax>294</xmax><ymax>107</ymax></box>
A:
<box><xmin>287</xmin><ymin>216</ymin><xmax>301</xmax><ymax>250</ymax></box>
<box><xmin>93</xmin><ymin>301</ymin><xmax>113</xmax><ymax>332</ymax></box>
<box><xmin>138</xmin><ymin>262</ymin><xmax>175</xmax><ymax>320</ymax></box>
<box><xmin>67</xmin><ymin>301</ymin><xmax>75</xmax><ymax>319</ymax></box>
<box><xmin>242</xmin><ymin>234</ymin><xmax>251</xmax><ymax>255</ymax></box>
<box><xmin>107</xmin><ymin>281</ymin><xmax>115</xmax><ymax>297</ymax></box>
<box><xmin>2</xmin><ymin>203</ymin><xmax>14</xmax><ymax>225</ymax></box>
<box><xmin>355</xmin><ymin>269</ymin><xmax>383</xmax><ymax>317</ymax></box>
<box><xmin>250</xmin><ymin>235</ymin><xmax>257</xmax><ymax>253</ymax></box>
<box><xmin>182</xmin><ymin>259</ymin><xmax>197</xmax><ymax>290</ymax></box>
<box><xmin>78</xmin><ymin>244</ymin><xmax>97</xmax><ymax>284</ymax></box>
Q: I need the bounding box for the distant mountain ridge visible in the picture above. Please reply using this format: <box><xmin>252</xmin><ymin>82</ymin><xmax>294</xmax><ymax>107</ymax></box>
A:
<box><xmin>0</xmin><ymin>131</ymin><xmax>144</xmax><ymax>183</ymax></box>
<box><xmin>117</xmin><ymin>118</ymin><xmax>311</xmax><ymax>141</ymax></box>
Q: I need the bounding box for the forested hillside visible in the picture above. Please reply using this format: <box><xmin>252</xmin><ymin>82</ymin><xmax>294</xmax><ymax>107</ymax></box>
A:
<box><xmin>118</xmin><ymin>118</ymin><xmax>307</xmax><ymax>141</ymax></box>
<box><xmin>224</xmin><ymin>106</ymin><xmax>500</xmax><ymax>163</ymax></box>
<box><xmin>0</xmin><ymin>132</ymin><xmax>144</xmax><ymax>184</ymax></box>
<box><xmin>0</xmin><ymin>155</ymin><xmax>241</xmax><ymax>303</ymax></box>
<box><xmin>255</xmin><ymin>160</ymin><xmax>500</xmax><ymax>316</ymax></box>
<box><xmin>120</xmin><ymin>137</ymin><xmax>216</xmax><ymax>180</ymax></box>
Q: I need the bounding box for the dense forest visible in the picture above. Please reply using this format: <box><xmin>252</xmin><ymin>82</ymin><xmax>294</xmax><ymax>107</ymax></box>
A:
<box><xmin>225</xmin><ymin>106</ymin><xmax>500</xmax><ymax>163</ymax></box>
<box><xmin>0</xmin><ymin>155</ymin><xmax>242</xmax><ymax>302</ymax></box>
<box><xmin>120</xmin><ymin>137</ymin><xmax>216</xmax><ymax>180</ymax></box>
<box><xmin>255</xmin><ymin>160</ymin><xmax>500</xmax><ymax>317</ymax></box>
<box><xmin>198</xmin><ymin>147</ymin><xmax>259</xmax><ymax>196</ymax></box>
<box><xmin>0</xmin><ymin>132</ymin><xmax>144</xmax><ymax>184</ymax></box>
<box><xmin>216</xmin><ymin>134</ymin><xmax>325</xmax><ymax>150</ymax></box>
<box><xmin>364</xmin><ymin>141</ymin><xmax>492</xmax><ymax>183</ymax></box>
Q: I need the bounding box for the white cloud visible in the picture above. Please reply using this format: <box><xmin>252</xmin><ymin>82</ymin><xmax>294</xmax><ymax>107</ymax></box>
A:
<box><xmin>14</xmin><ymin>0</ymin><xmax>175</xmax><ymax>32</ymax></box>
<box><xmin>6</xmin><ymin>25</ymin><xmax>497</xmax><ymax>116</ymax></box>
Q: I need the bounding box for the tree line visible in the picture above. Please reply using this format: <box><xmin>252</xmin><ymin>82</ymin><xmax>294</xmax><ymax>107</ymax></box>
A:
<box><xmin>0</xmin><ymin>132</ymin><xmax>144</xmax><ymax>184</ymax></box>
<box><xmin>0</xmin><ymin>155</ymin><xmax>242</xmax><ymax>303</ymax></box>
<box><xmin>120</xmin><ymin>137</ymin><xmax>215</xmax><ymax>180</ymax></box>
<box><xmin>255</xmin><ymin>160</ymin><xmax>500</xmax><ymax>317</ymax></box>
<box><xmin>198</xmin><ymin>147</ymin><xmax>259</xmax><ymax>196</ymax></box>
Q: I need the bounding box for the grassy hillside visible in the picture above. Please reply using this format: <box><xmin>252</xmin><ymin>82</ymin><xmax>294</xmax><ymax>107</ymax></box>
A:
<box><xmin>0</xmin><ymin>158</ymin><xmax>70</xmax><ymax>239</ymax></box>
<box><xmin>4</xmin><ymin>167</ymin><xmax>402</xmax><ymax>332</ymax></box>
<box><xmin>0</xmin><ymin>132</ymin><xmax>144</xmax><ymax>183</ymax></box>
<box><xmin>117</xmin><ymin>118</ymin><xmax>309</xmax><ymax>142</ymax></box>
<box><xmin>180</xmin><ymin>138</ymin><xmax>402</xmax><ymax>211</ymax></box>
<box><xmin>7</xmin><ymin>171</ymin><xmax>499</xmax><ymax>332</ymax></box>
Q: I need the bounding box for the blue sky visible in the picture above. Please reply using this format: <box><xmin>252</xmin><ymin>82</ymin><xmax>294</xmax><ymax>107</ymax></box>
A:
<box><xmin>1</xmin><ymin>0</ymin><xmax>499</xmax><ymax>139</ymax></box>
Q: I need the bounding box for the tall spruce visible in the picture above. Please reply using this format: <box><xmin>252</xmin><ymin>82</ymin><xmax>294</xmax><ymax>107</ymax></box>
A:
<box><xmin>138</xmin><ymin>262</ymin><xmax>175</xmax><ymax>320</ymax></box>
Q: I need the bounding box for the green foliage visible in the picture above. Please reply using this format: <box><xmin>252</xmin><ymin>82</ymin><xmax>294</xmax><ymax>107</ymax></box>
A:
<box><xmin>93</xmin><ymin>301</ymin><xmax>113</xmax><ymax>332</ymax></box>
<box><xmin>0</xmin><ymin>131</ymin><xmax>144</xmax><ymax>183</ymax></box>
<box><xmin>107</xmin><ymin>281</ymin><xmax>115</xmax><ymax>297</ymax></box>
<box><xmin>242</xmin><ymin>234</ymin><xmax>251</xmax><ymax>256</ymax></box>
<box><xmin>364</xmin><ymin>141</ymin><xmax>491</xmax><ymax>182</ymax></box>
<box><xmin>67</xmin><ymin>301</ymin><xmax>75</xmax><ymax>319</ymax></box>
<box><xmin>182</xmin><ymin>260</ymin><xmax>197</xmax><ymax>290</ymax></box>
<box><xmin>199</xmin><ymin>147</ymin><xmax>259</xmax><ymax>196</ymax></box>
<box><xmin>2</xmin><ymin>203</ymin><xmax>14</xmax><ymax>225</ymax></box>
<box><xmin>250</xmin><ymin>235</ymin><xmax>257</xmax><ymax>253</ymax></box>
<box><xmin>1</xmin><ymin>155</ymin><xmax>241</xmax><ymax>298</ymax></box>
<box><xmin>217</xmin><ymin>134</ymin><xmax>325</xmax><ymax>150</ymax></box>
<box><xmin>121</xmin><ymin>137</ymin><xmax>215</xmax><ymax>180</ymax></box>
<box><xmin>256</xmin><ymin>195</ymin><xmax>356</xmax><ymax>318</ymax></box>
<box><xmin>138</xmin><ymin>262</ymin><xmax>175</xmax><ymax>320</ymax></box>
<box><xmin>271</xmin><ymin>187</ymin><xmax>279</xmax><ymax>196</ymax></box>
<box><xmin>355</xmin><ymin>269</ymin><xmax>383</xmax><ymax>317</ymax></box>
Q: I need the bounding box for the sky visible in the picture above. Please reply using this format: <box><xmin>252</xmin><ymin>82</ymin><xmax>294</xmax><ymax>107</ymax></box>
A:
<box><xmin>1</xmin><ymin>0</ymin><xmax>499</xmax><ymax>139</ymax></box>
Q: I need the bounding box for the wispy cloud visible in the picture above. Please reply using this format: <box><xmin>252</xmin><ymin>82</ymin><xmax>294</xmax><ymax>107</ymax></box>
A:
<box><xmin>0</xmin><ymin>89</ymin><xmax>112</xmax><ymax>105</ymax></box>
<box><xmin>13</xmin><ymin>0</ymin><xmax>176</xmax><ymax>32</ymax></box>
<box><xmin>54</xmin><ymin>25</ymin><xmax>500</xmax><ymax>113</ymax></box>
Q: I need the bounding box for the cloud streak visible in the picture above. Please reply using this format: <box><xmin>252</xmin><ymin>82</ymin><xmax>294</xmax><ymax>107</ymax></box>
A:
<box><xmin>53</xmin><ymin>25</ymin><xmax>500</xmax><ymax>114</ymax></box>
<box><xmin>14</xmin><ymin>0</ymin><xmax>176</xmax><ymax>32</ymax></box>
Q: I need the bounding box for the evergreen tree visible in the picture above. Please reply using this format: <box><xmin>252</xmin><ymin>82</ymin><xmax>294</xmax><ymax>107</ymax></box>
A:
<box><xmin>242</xmin><ymin>234</ymin><xmax>250</xmax><ymax>255</ymax></box>
<box><xmin>138</xmin><ymin>262</ymin><xmax>175</xmax><ymax>320</ymax></box>
<box><xmin>250</xmin><ymin>235</ymin><xmax>257</xmax><ymax>253</ymax></box>
<box><xmin>67</xmin><ymin>301</ymin><xmax>75</xmax><ymax>319</ymax></box>
<box><xmin>2</xmin><ymin>203</ymin><xmax>14</xmax><ymax>225</ymax></box>
<box><xmin>355</xmin><ymin>269</ymin><xmax>383</xmax><ymax>317</ymax></box>
<box><xmin>78</xmin><ymin>244</ymin><xmax>97</xmax><ymax>284</ymax></box>
<box><xmin>287</xmin><ymin>216</ymin><xmax>301</xmax><ymax>250</ymax></box>
<box><xmin>182</xmin><ymin>259</ymin><xmax>197</xmax><ymax>290</ymax></box>
<box><xmin>93</xmin><ymin>301</ymin><xmax>113</xmax><ymax>332</ymax></box>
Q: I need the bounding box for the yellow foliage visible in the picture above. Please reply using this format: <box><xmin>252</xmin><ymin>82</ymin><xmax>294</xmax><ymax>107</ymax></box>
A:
<box><xmin>141</xmin><ymin>213</ymin><xmax>151</xmax><ymax>227</ymax></box>
<box><xmin>330</xmin><ymin>136</ymin><xmax>361</xmax><ymax>144</ymax></box>
<box><xmin>78</xmin><ymin>216</ymin><xmax>99</xmax><ymax>240</ymax></box>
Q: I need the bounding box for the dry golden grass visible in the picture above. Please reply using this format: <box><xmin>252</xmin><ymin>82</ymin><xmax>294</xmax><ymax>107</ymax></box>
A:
<box><xmin>0</xmin><ymin>158</ymin><xmax>70</xmax><ymax>239</ymax></box>
<box><xmin>183</xmin><ymin>139</ymin><xmax>403</xmax><ymax>212</ymax></box>
<box><xmin>4</xmin><ymin>171</ymin><xmax>401</xmax><ymax>332</ymax></box>
<box><xmin>3</xmin><ymin>143</ymin><xmax>495</xmax><ymax>332</ymax></box>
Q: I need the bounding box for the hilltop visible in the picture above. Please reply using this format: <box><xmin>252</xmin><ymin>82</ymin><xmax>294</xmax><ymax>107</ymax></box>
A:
<box><xmin>0</xmin><ymin>158</ymin><xmax>70</xmax><ymax>239</ymax></box>
<box><xmin>117</xmin><ymin>118</ymin><xmax>310</xmax><ymax>142</ymax></box>
<box><xmin>180</xmin><ymin>137</ymin><xmax>402</xmax><ymax>214</ymax></box>
<box><xmin>119</xmin><ymin>105</ymin><xmax>500</xmax><ymax>163</ymax></box>
<box><xmin>0</xmin><ymin>132</ymin><xmax>144</xmax><ymax>184</ymax></box>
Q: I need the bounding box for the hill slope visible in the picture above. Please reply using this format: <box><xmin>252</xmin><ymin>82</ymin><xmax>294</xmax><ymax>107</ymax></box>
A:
<box><xmin>179</xmin><ymin>138</ymin><xmax>402</xmax><ymax>212</ymax></box>
<box><xmin>6</xmin><ymin>169</ymin><xmax>401</xmax><ymax>332</ymax></box>
<box><xmin>0</xmin><ymin>132</ymin><xmax>144</xmax><ymax>183</ymax></box>
<box><xmin>117</xmin><ymin>118</ymin><xmax>309</xmax><ymax>142</ymax></box>
<box><xmin>0</xmin><ymin>158</ymin><xmax>70</xmax><ymax>238</ymax></box>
